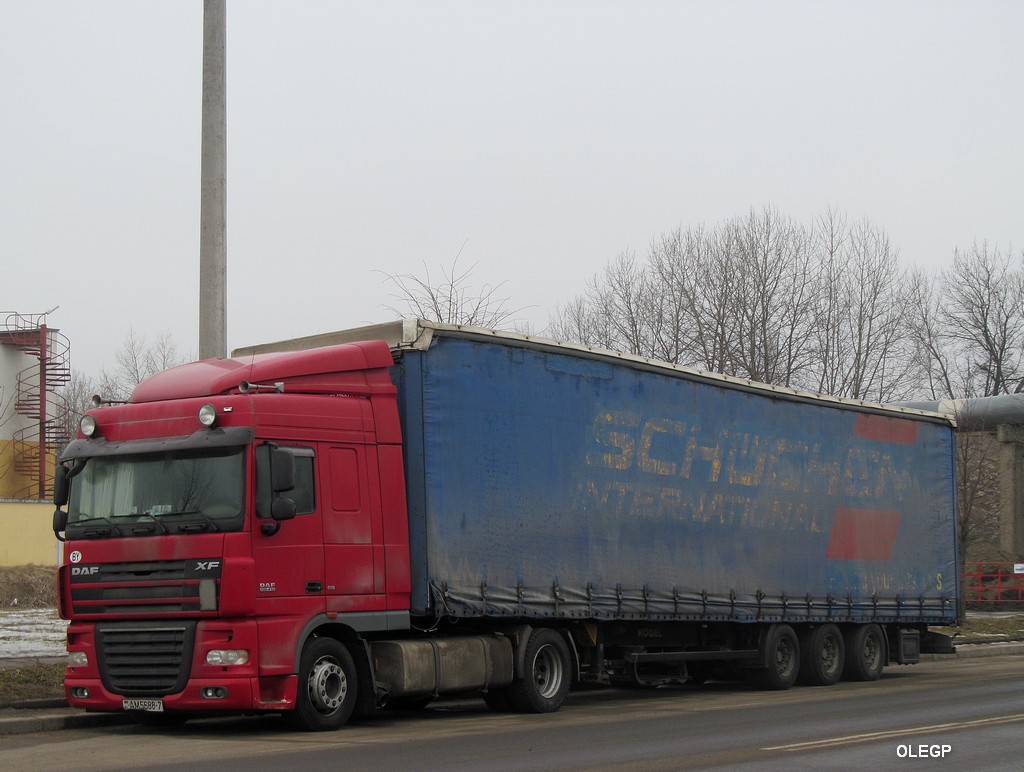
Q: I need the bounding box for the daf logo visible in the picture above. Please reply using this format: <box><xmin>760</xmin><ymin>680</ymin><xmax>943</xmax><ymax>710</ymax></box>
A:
<box><xmin>71</xmin><ymin>565</ymin><xmax>99</xmax><ymax>576</ymax></box>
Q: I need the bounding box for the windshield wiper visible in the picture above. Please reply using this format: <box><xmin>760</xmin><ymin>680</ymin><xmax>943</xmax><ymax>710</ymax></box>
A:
<box><xmin>131</xmin><ymin>512</ymin><xmax>169</xmax><ymax>535</ymax></box>
<box><xmin>70</xmin><ymin>516</ymin><xmax>122</xmax><ymax>538</ymax></box>
<box><xmin>158</xmin><ymin>509</ymin><xmax>221</xmax><ymax>533</ymax></box>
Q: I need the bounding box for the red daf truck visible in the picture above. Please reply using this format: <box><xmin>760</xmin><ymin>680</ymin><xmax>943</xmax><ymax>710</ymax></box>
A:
<box><xmin>53</xmin><ymin>320</ymin><xmax>960</xmax><ymax>730</ymax></box>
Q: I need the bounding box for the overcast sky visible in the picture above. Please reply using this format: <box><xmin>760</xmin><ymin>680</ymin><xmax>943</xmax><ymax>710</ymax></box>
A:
<box><xmin>2</xmin><ymin>1</ymin><xmax>1022</xmax><ymax>374</ymax></box>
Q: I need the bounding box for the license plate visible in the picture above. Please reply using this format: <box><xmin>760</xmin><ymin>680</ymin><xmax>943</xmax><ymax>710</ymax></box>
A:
<box><xmin>122</xmin><ymin>698</ymin><xmax>164</xmax><ymax>712</ymax></box>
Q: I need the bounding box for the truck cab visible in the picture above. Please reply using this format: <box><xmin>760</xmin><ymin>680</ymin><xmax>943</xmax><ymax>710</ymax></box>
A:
<box><xmin>54</xmin><ymin>339</ymin><xmax>413</xmax><ymax>727</ymax></box>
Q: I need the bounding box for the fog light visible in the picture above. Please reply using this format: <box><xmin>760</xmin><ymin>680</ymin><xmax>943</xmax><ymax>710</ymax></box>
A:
<box><xmin>68</xmin><ymin>651</ymin><xmax>89</xmax><ymax>667</ymax></box>
<box><xmin>201</xmin><ymin>686</ymin><xmax>228</xmax><ymax>700</ymax></box>
<box><xmin>70</xmin><ymin>686</ymin><xmax>90</xmax><ymax>699</ymax></box>
<box><xmin>206</xmin><ymin>649</ymin><xmax>249</xmax><ymax>666</ymax></box>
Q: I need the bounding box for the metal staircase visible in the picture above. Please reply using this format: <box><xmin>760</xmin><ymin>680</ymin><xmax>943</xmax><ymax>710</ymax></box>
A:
<box><xmin>1</xmin><ymin>311</ymin><xmax>72</xmax><ymax>500</ymax></box>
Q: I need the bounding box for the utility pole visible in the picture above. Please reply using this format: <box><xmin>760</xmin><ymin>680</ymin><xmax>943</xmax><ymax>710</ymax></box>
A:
<box><xmin>199</xmin><ymin>0</ymin><xmax>227</xmax><ymax>359</ymax></box>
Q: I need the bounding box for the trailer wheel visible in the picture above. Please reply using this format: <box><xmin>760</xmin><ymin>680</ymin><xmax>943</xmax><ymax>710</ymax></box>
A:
<box><xmin>797</xmin><ymin>623</ymin><xmax>845</xmax><ymax>686</ymax></box>
<box><xmin>749</xmin><ymin>624</ymin><xmax>800</xmax><ymax>691</ymax></box>
<box><xmin>843</xmin><ymin>624</ymin><xmax>885</xmax><ymax>682</ymax></box>
<box><xmin>507</xmin><ymin>629</ymin><xmax>571</xmax><ymax>713</ymax></box>
<box><xmin>288</xmin><ymin>637</ymin><xmax>357</xmax><ymax>731</ymax></box>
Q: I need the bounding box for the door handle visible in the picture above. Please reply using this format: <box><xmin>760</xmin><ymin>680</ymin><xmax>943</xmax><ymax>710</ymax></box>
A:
<box><xmin>305</xmin><ymin>581</ymin><xmax>323</xmax><ymax>593</ymax></box>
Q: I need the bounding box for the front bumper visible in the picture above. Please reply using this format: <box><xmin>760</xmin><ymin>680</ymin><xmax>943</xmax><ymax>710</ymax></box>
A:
<box><xmin>64</xmin><ymin>618</ymin><xmax>298</xmax><ymax>715</ymax></box>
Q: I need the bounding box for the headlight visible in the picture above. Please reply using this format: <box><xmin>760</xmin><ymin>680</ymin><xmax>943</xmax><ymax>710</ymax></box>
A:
<box><xmin>68</xmin><ymin>651</ymin><xmax>89</xmax><ymax>667</ymax></box>
<box><xmin>206</xmin><ymin>649</ymin><xmax>249</xmax><ymax>666</ymax></box>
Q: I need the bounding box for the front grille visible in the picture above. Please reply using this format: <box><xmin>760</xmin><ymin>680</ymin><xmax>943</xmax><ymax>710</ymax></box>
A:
<box><xmin>69</xmin><ymin>559</ymin><xmax>220</xmax><ymax>616</ymax></box>
<box><xmin>95</xmin><ymin>622</ymin><xmax>196</xmax><ymax>696</ymax></box>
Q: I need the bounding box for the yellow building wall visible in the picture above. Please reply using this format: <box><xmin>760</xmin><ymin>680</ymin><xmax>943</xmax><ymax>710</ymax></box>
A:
<box><xmin>0</xmin><ymin>438</ymin><xmax>58</xmax><ymax>500</ymax></box>
<box><xmin>1</xmin><ymin>439</ymin><xmax>32</xmax><ymax>499</ymax></box>
<box><xmin>0</xmin><ymin>501</ymin><xmax>62</xmax><ymax>566</ymax></box>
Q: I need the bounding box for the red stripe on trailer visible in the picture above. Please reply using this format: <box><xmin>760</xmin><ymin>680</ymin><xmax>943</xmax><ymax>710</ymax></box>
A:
<box><xmin>826</xmin><ymin>508</ymin><xmax>901</xmax><ymax>561</ymax></box>
<box><xmin>854</xmin><ymin>413</ymin><xmax>919</xmax><ymax>445</ymax></box>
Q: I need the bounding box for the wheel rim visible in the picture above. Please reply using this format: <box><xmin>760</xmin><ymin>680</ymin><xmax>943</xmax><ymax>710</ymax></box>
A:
<box><xmin>863</xmin><ymin>633</ymin><xmax>882</xmax><ymax>671</ymax></box>
<box><xmin>822</xmin><ymin>634</ymin><xmax>840</xmax><ymax>674</ymax></box>
<box><xmin>307</xmin><ymin>655</ymin><xmax>347</xmax><ymax>715</ymax></box>
<box><xmin>533</xmin><ymin>643</ymin><xmax>565</xmax><ymax>699</ymax></box>
<box><xmin>775</xmin><ymin>636</ymin><xmax>795</xmax><ymax>677</ymax></box>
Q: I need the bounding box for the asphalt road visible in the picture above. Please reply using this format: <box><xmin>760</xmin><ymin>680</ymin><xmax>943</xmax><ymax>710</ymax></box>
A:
<box><xmin>1</xmin><ymin>655</ymin><xmax>1021</xmax><ymax>771</ymax></box>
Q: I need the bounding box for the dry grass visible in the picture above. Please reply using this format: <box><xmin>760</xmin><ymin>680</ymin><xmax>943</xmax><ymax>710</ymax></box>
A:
<box><xmin>0</xmin><ymin>663</ymin><xmax>65</xmax><ymax>705</ymax></box>
<box><xmin>945</xmin><ymin>614</ymin><xmax>1024</xmax><ymax>641</ymax></box>
<box><xmin>0</xmin><ymin>565</ymin><xmax>57</xmax><ymax>608</ymax></box>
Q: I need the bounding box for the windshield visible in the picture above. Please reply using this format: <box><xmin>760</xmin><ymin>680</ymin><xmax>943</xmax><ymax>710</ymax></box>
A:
<box><xmin>66</xmin><ymin>446</ymin><xmax>246</xmax><ymax>536</ymax></box>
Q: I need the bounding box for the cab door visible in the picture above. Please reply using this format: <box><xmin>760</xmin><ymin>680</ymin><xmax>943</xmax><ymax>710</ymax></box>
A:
<box><xmin>251</xmin><ymin>444</ymin><xmax>326</xmax><ymax>609</ymax></box>
<box><xmin>323</xmin><ymin>444</ymin><xmax>384</xmax><ymax>611</ymax></box>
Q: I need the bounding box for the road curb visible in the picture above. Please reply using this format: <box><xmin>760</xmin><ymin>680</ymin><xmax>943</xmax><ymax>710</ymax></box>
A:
<box><xmin>925</xmin><ymin>641</ymin><xmax>1024</xmax><ymax>659</ymax></box>
<box><xmin>0</xmin><ymin>708</ymin><xmax>128</xmax><ymax>736</ymax></box>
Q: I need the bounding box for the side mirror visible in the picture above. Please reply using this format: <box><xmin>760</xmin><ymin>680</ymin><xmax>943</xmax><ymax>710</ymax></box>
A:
<box><xmin>54</xmin><ymin>464</ymin><xmax>70</xmax><ymax>507</ymax></box>
<box><xmin>53</xmin><ymin>462</ymin><xmax>69</xmax><ymax>541</ymax></box>
<box><xmin>261</xmin><ymin>496</ymin><xmax>296</xmax><ymax>536</ymax></box>
<box><xmin>52</xmin><ymin>506</ymin><xmax>68</xmax><ymax>539</ymax></box>
<box><xmin>261</xmin><ymin>447</ymin><xmax>297</xmax><ymax>536</ymax></box>
<box><xmin>271</xmin><ymin>496</ymin><xmax>296</xmax><ymax>521</ymax></box>
<box><xmin>271</xmin><ymin>447</ymin><xmax>295</xmax><ymax>493</ymax></box>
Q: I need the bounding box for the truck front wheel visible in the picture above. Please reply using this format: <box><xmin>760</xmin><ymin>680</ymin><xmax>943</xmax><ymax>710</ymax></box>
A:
<box><xmin>507</xmin><ymin>629</ymin><xmax>571</xmax><ymax>713</ymax></box>
<box><xmin>288</xmin><ymin>637</ymin><xmax>358</xmax><ymax>731</ymax></box>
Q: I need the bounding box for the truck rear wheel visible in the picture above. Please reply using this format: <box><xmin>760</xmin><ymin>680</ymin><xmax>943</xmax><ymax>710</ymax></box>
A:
<box><xmin>749</xmin><ymin>624</ymin><xmax>799</xmax><ymax>691</ymax></box>
<box><xmin>507</xmin><ymin>629</ymin><xmax>571</xmax><ymax>713</ymax></box>
<box><xmin>288</xmin><ymin>637</ymin><xmax>358</xmax><ymax>731</ymax></box>
<box><xmin>797</xmin><ymin>623</ymin><xmax>845</xmax><ymax>686</ymax></box>
<box><xmin>843</xmin><ymin>624</ymin><xmax>885</xmax><ymax>682</ymax></box>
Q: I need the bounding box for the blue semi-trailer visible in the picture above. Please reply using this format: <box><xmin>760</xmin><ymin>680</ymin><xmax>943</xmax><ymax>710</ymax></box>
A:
<box><xmin>58</xmin><ymin>319</ymin><xmax>959</xmax><ymax>730</ymax></box>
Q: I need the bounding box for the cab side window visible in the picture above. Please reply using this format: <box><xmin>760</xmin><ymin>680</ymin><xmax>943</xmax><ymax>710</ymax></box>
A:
<box><xmin>256</xmin><ymin>445</ymin><xmax>316</xmax><ymax>517</ymax></box>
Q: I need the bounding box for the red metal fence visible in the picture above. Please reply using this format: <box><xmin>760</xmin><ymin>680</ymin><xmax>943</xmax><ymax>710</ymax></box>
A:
<box><xmin>963</xmin><ymin>562</ymin><xmax>1024</xmax><ymax>606</ymax></box>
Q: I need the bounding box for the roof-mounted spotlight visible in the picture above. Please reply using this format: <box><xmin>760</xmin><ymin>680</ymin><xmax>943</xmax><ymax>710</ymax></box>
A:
<box><xmin>80</xmin><ymin>415</ymin><xmax>98</xmax><ymax>438</ymax></box>
<box><xmin>198</xmin><ymin>403</ymin><xmax>218</xmax><ymax>428</ymax></box>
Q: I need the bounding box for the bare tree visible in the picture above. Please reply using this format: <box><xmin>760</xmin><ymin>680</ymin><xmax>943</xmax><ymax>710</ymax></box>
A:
<box><xmin>548</xmin><ymin>293</ymin><xmax>619</xmax><ymax>351</ymax></box>
<box><xmin>550</xmin><ymin>207</ymin><xmax>896</xmax><ymax>393</ymax></box>
<box><xmin>811</xmin><ymin>212</ymin><xmax>912</xmax><ymax>401</ymax></box>
<box><xmin>381</xmin><ymin>254</ymin><xmax>522</xmax><ymax>329</ymax></box>
<box><xmin>59</xmin><ymin>331</ymin><xmax>188</xmax><ymax>438</ymax></box>
<box><xmin>646</xmin><ymin>224</ymin><xmax>734</xmax><ymax>370</ymax></box>
<box><xmin>906</xmin><ymin>243</ymin><xmax>1024</xmax><ymax>400</ymax></box>
<box><xmin>941</xmin><ymin>244</ymin><xmax>1024</xmax><ymax>397</ymax></box>
<box><xmin>730</xmin><ymin>207</ymin><xmax>818</xmax><ymax>386</ymax></box>
<box><xmin>905</xmin><ymin>268</ymin><xmax>958</xmax><ymax>400</ymax></box>
<box><xmin>58</xmin><ymin>370</ymin><xmax>99</xmax><ymax>447</ymax></box>
<box><xmin>954</xmin><ymin>422</ymin><xmax>1006</xmax><ymax>563</ymax></box>
<box><xmin>549</xmin><ymin>208</ymin><xmax>1024</xmax><ymax>408</ymax></box>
